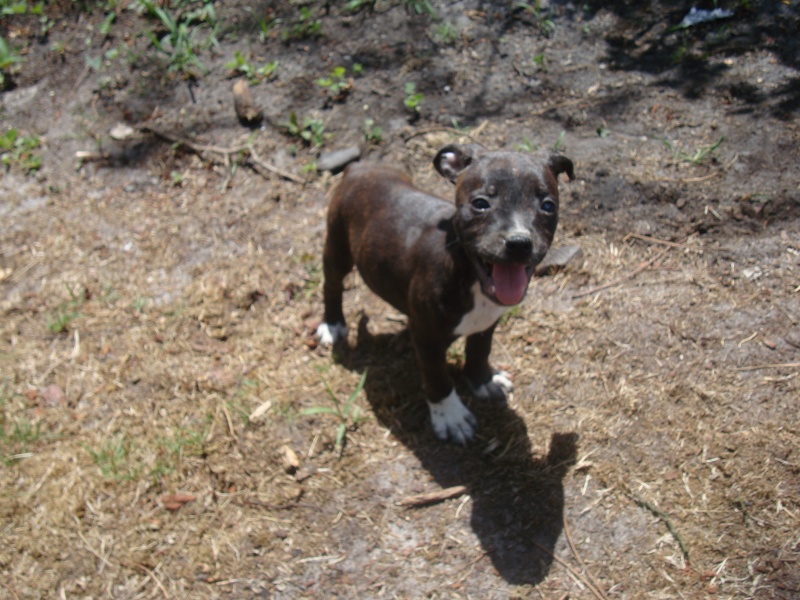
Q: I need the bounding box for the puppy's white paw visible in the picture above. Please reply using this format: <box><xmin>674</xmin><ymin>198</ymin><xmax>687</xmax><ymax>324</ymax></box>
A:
<box><xmin>428</xmin><ymin>390</ymin><xmax>477</xmax><ymax>445</ymax></box>
<box><xmin>317</xmin><ymin>322</ymin><xmax>348</xmax><ymax>345</ymax></box>
<box><xmin>492</xmin><ymin>370</ymin><xmax>513</xmax><ymax>393</ymax></box>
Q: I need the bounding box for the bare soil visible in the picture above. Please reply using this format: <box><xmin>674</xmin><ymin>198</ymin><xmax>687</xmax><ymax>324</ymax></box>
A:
<box><xmin>2</xmin><ymin>1</ymin><xmax>799</xmax><ymax>598</ymax></box>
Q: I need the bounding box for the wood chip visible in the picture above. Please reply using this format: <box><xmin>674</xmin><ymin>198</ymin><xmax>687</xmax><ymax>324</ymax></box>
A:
<box><xmin>248</xmin><ymin>400</ymin><xmax>273</xmax><ymax>423</ymax></box>
<box><xmin>281</xmin><ymin>445</ymin><xmax>301</xmax><ymax>473</ymax></box>
<box><xmin>399</xmin><ymin>485</ymin><xmax>468</xmax><ymax>508</ymax></box>
<box><xmin>294</xmin><ymin>463</ymin><xmax>317</xmax><ymax>482</ymax></box>
<box><xmin>233</xmin><ymin>78</ymin><xmax>263</xmax><ymax>127</ymax></box>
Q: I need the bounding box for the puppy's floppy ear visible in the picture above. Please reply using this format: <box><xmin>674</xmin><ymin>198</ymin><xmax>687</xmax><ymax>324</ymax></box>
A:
<box><xmin>547</xmin><ymin>153</ymin><xmax>575</xmax><ymax>182</ymax></box>
<box><xmin>433</xmin><ymin>144</ymin><xmax>484</xmax><ymax>183</ymax></box>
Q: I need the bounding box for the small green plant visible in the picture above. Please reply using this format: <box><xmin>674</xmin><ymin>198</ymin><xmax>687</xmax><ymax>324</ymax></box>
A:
<box><xmin>661</xmin><ymin>136</ymin><xmax>725</xmax><ymax>165</ymax></box>
<box><xmin>284</xmin><ymin>112</ymin><xmax>327</xmax><ymax>148</ymax></box>
<box><xmin>516</xmin><ymin>137</ymin><xmax>539</xmax><ymax>152</ymax></box>
<box><xmin>364</xmin><ymin>118</ymin><xmax>383</xmax><ymax>144</ymax></box>
<box><xmin>225</xmin><ymin>50</ymin><xmax>278</xmax><ymax>83</ymax></box>
<box><xmin>0</xmin><ymin>35</ymin><xmax>24</xmax><ymax>89</ymax></box>
<box><xmin>515</xmin><ymin>1</ymin><xmax>555</xmax><ymax>36</ymax></box>
<box><xmin>139</xmin><ymin>0</ymin><xmax>220</xmax><ymax>76</ymax></box>
<box><xmin>432</xmin><ymin>21</ymin><xmax>460</xmax><ymax>45</ymax></box>
<box><xmin>47</xmin><ymin>284</ymin><xmax>86</xmax><ymax>334</ymax></box>
<box><xmin>282</xmin><ymin>6</ymin><xmax>321</xmax><ymax>42</ymax></box>
<box><xmin>301</xmin><ymin>370</ymin><xmax>369</xmax><ymax>458</ymax></box>
<box><xmin>1</xmin><ymin>1</ymin><xmax>43</xmax><ymax>16</ymax></box>
<box><xmin>406</xmin><ymin>0</ymin><xmax>436</xmax><ymax>17</ymax></box>
<box><xmin>1</xmin><ymin>128</ymin><xmax>42</xmax><ymax>173</ymax></box>
<box><xmin>344</xmin><ymin>0</ymin><xmax>376</xmax><ymax>13</ymax></box>
<box><xmin>315</xmin><ymin>66</ymin><xmax>351</xmax><ymax>102</ymax></box>
<box><xmin>596</xmin><ymin>124</ymin><xmax>610</xmax><ymax>138</ymax></box>
<box><xmin>553</xmin><ymin>130</ymin><xmax>566</xmax><ymax>152</ymax></box>
<box><xmin>85</xmin><ymin>434</ymin><xmax>142</xmax><ymax>480</ymax></box>
<box><xmin>404</xmin><ymin>82</ymin><xmax>424</xmax><ymax>114</ymax></box>
<box><xmin>532</xmin><ymin>52</ymin><xmax>547</xmax><ymax>70</ymax></box>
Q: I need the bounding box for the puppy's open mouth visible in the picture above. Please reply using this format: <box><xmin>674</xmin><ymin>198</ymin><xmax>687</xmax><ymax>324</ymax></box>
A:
<box><xmin>472</xmin><ymin>258</ymin><xmax>535</xmax><ymax>306</ymax></box>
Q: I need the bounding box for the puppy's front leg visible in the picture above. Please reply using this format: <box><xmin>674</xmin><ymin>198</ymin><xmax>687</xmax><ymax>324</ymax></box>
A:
<box><xmin>464</xmin><ymin>325</ymin><xmax>513</xmax><ymax>403</ymax></box>
<box><xmin>412</xmin><ymin>330</ymin><xmax>476</xmax><ymax>444</ymax></box>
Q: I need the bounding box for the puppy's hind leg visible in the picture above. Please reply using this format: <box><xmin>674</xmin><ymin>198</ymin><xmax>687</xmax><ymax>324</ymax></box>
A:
<box><xmin>317</xmin><ymin>219</ymin><xmax>352</xmax><ymax>345</ymax></box>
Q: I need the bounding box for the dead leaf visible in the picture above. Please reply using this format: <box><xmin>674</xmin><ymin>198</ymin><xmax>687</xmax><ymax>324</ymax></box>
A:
<box><xmin>39</xmin><ymin>384</ymin><xmax>67</xmax><ymax>407</ymax></box>
<box><xmin>161</xmin><ymin>493</ymin><xmax>196</xmax><ymax>511</ymax></box>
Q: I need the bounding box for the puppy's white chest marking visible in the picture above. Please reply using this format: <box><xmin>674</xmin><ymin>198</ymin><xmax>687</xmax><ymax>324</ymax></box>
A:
<box><xmin>454</xmin><ymin>282</ymin><xmax>507</xmax><ymax>337</ymax></box>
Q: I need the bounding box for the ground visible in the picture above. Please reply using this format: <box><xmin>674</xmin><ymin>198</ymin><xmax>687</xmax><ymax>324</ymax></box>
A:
<box><xmin>1</xmin><ymin>0</ymin><xmax>799</xmax><ymax>598</ymax></box>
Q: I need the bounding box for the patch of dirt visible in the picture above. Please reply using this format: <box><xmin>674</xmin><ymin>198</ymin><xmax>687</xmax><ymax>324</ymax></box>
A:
<box><xmin>1</xmin><ymin>1</ymin><xmax>799</xmax><ymax>598</ymax></box>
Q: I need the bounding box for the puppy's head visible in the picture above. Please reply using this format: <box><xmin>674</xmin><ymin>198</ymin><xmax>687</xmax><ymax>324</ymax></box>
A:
<box><xmin>434</xmin><ymin>144</ymin><xmax>574</xmax><ymax>306</ymax></box>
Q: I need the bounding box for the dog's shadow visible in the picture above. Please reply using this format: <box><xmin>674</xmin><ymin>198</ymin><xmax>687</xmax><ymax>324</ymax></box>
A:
<box><xmin>337</xmin><ymin>316</ymin><xmax>578</xmax><ymax>585</ymax></box>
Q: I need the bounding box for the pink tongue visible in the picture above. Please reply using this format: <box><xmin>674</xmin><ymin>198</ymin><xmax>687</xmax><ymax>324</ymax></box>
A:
<box><xmin>492</xmin><ymin>263</ymin><xmax>528</xmax><ymax>305</ymax></box>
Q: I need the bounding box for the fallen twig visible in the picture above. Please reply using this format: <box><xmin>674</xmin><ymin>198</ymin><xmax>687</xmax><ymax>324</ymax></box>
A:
<box><xmin>572</xmin><ymin>247</ymin><xmax>671</xmax><ymax>299</ymax></box>
<box><xmin>530</xmin><ymin>538</ymin><xmax>608</xmax><ymax>600</ymax></box>
<box><xmin>736</xmin><ymin>362</ymin><xmax>800</xmax><ymax>372</ymax></box>
<box><xmin>627</xmin><ymin>488</ymin><xmax>690</xmax><ymax>561</ymax></box>
<box><xmin>563</xmin><ymin>515</ymin><xmax>610</xmax><ymax>600</ymax></box>
<box><xmin>404</xmin><ymin>126</ymin><xmax>479</xmax><ymax>143</ymax></box>
<box><xmin>399</xmin><ymin>485</ymin><xmax>468</xmax><ymax>508</ymax></box>
<box><xmin>139</xmin><ymin>126</ymin><xmax>306</xmax><ymax>184</ymax></box>
<box><xmin>622</xmin><ymin>233</ymin><xmax>688</xmax><ymax>249</ymax></box>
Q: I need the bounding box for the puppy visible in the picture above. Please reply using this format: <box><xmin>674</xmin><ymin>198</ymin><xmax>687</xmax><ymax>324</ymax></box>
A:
<box><xmin>317</xmin><ymin>144</ymin><xmax>574</xmax><ymax>443</ymax></box>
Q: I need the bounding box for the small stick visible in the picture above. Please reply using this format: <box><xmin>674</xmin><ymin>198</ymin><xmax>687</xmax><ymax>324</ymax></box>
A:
<box><xmin>627</xmin><ymin>489</ymin><xmax>690</xmax><ymax>561</ymax></box>
<box><xmin>563</xmin><ymin>515</ymin><xmax>610</xmax><ymax>600</ymax></box>
<box><xmin>572</xmin><ymin>247</ymin><xmax>670</xmax><ymax>299</ymax></box>
<box><xmin>0</xmin><ymin>580</ymin><xmax>20</xmax><ymax>600</ymax></box>
<box><xmin>141</xmin><ymin>126</ymin><xmax>305</xmax><ymax>184</ymax></box>
<box><xmin>404</xmin><ymin>127</ymin><xmax>479</xmax><ymax>143</ymax></box>
<box><xmin>529</xmin><ymin>539</ymin><xmax>607</xmax><ymax>600</ymax></box>
<box><xmin>737</xmin><ymin>362</ymin><xmax>800</xmax><ymax>372</ymax></box>
<box><xmin>399</xmin><ymin>485</ymin><xmax>468</xmax><ymax>507</ymax></box>
<box><xmin>137</xmin><ymin>563</ymin><xmax>169</xmax><ymax>600</ymax></box>
<box><xmin>622</xmin><ymin>233</ymin><xmax>687</xmax><ymax>249</ymax></box>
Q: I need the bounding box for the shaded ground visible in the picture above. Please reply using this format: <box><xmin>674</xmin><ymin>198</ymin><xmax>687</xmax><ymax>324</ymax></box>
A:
<box><xmin>1</xmin><ymin>0</ymin><xmax>799</xmax><ymax>597</ymax></box>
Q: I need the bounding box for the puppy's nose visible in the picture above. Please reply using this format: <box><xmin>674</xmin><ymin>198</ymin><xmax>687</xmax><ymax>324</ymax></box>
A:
<box><xmin>505</xmin><ymin>234</ymin><xmax>533</xmax><ymax>257</ymax></box>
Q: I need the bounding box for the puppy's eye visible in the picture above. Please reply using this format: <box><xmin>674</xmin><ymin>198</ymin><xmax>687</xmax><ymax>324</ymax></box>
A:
<box><xmin>540</xmin><ymin>199</ymin><xmax>556</xmax><ymax>214</ymax></box>
<box><xmin>471</xmin><ymin>197</ymin><xmax>491</xmax><ymax>211</ymax></box>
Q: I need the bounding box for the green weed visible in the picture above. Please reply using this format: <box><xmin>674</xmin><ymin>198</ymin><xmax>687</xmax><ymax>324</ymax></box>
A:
<box><xmin>47</xmin><ymin>285</ymin><xmax>86</xmax><ymax>334</ymax></box>
<box><xmin>85</xmin><ymin>434</ymin><xmax>142</xmax><ymax>480</ymax></box>
<box><xmin>516</xmin><ymin>137</ymin><xmax>539</xmax><ymax>152</ymax></box>
<box><xmin>225</xmin><ymin>50</ymin><xmax>278</xmax><ymax>84</ymax></box>
<box><xmin>1</xmin><ymin>0</ymin><xmax>42</xmax><ymax>16</ymax></box>
<box><xmin>316</xmin><ymin>66</ymin><xmax>354</xmax><ymax>103</ymax></box>
<box><xmin>661</xmin><ymin>136</ymin><xmax>725</xmax><ymax>165</ymax></box>
<box><xmin>301</xmin><ymin>370</ymin><xmax>369</xmax><ymax>458</ymax></box>
<box><xmin>553</xmin><ymin>130</ymin><xmax>566</xmax><ymax>152</ymax></box>
<box><xmin>406</xmin><ymin>0</ymin><xmax>436</xmax><ymax>17</ymax></box>
<box><xmin>139</xmin><ymin>0</ymin><xmax>220</xmax><ymax>76</ymax></box>
<box><xmin>404</xmin><ymin>82</ymin><xmax>424</xmax><ymax>114</ymax></box>
<box><xmin>432</xmin><ymin>22</ymin><xmax>460</xmax><ymax>46</ymax></box>
<box><xmin>364</xmin><ymin>118</ymin><xmax>383</xmax><ymax>144</ymax></box>
<box><xmin>0</xmin><ymin>128</ymin><xmax>42</xmax><ymax>173</ymax></box>
<box><xmin>344</xmin><ymin>0</ymin><xmax>376</xmax><ymax>13</ymax></box>
<box><xmin>515</xmin><ymin>1</ymin><xmax>555</xmax><ymax>36</ymax></box>
<box><xmin>0</xmin><ymin>35</ymin><xmax>24</xmax><ymax>89</ymax></box>
<box><xmin>282</xmin><ymin>6</ymin><xmax>321</xmax><ymax>43</ymax></box>
<box><xmin>284</xmin><ymin>112</ymin><xmax>328</xmax><ymax>148</ymax></box>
